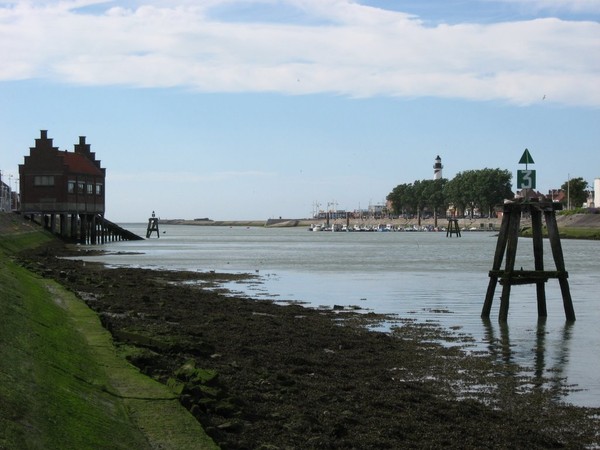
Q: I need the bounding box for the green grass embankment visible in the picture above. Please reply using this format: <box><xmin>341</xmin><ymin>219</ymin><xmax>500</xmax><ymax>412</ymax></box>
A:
<box><xmin>0</xmin><ymin>214</ymin><xmax>217</xmax><ymax>449</ymax></box>
<box><xmin>556</xmin><ymin>227</ymin><xmax>600</xmax><ymax>240</ymax></box>
<box><xmin>521</xmin><ymin>227</ymin><xmax>600</xmax><ymax>240</ymax></box>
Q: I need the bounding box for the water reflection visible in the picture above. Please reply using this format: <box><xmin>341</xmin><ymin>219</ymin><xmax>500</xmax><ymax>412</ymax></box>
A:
<box><xmin>481</xmin><ymin>317</ymin><xmax>574</xmax><ymax>397</ymax></box>
<box><xmin>482</xmin><ymin>319</ymin><xmax>511</xmax><ymax>364</ymax></box>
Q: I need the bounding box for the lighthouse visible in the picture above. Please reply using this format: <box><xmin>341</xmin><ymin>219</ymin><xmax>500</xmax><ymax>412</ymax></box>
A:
<box><xmin>433</xmin><ymin>155</ymin><xmax>443</xmax><ymax>180</ymax></box>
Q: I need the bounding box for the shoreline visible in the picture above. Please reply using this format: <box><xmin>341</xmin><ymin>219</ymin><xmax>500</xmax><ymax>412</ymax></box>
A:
<box><xmin>14</xmin><ymin>239</ymin><xmax>600</xmax><ymax>447</ymax></box>
<box><xmin>159</xmin><ymin>217</ymin><xmax>500</xmax><ymax>229</ymax></box>
<box><xmin>160</xmin><ymin>213</ymin><xmax>600</xmax><ymax>239</ymax></box>
<box><xmin>3</xmin><ymin>212</ymin><xmax>600</xmax><ymax>448</ymax></box>
<box><xmin>159</xmin><ymin>217</ymin><xmax>504</xmax><ymax>235</ymax></box>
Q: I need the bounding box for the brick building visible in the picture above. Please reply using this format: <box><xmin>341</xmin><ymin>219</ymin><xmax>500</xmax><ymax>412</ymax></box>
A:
<box><xmin>19</xmin><ymin>130</ymin><xmax>106</xmax><ymax>242</ymax></box>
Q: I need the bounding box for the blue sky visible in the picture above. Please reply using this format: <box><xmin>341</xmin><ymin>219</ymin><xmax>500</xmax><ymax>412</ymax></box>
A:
<box><xmin>1</xmin><ymin>0</ymin><xmax>599</xmax><ymax>221</ymax></box>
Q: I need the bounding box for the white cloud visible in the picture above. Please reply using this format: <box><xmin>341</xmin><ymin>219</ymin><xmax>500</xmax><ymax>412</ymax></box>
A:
<box><xmin>0</xmin><ymin>0</ymin><xmax>598</xmax><ymax>106</ymax></box>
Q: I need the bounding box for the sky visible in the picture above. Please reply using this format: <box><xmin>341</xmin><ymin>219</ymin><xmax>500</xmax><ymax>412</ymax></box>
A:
<box><xmin>1</xmin><ymin>0</ymin><xmax>599</xmax><ymax>221</ymax></box>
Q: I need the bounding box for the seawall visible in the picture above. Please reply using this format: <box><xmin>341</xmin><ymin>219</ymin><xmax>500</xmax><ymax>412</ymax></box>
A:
<box><xmin>0</xmin><ymin>212</ymin><xmax>217</xmax><ymax>450</ymax></box>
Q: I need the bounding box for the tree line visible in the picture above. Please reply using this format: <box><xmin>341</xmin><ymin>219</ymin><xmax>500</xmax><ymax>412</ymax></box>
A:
<box><xmin>387</xmin><ymin>169</ymin><xmax>592</xmax><ymax>224</ymax></box>
<box><xmin>386</xmin><ymin>168</ymin><xmax>514</xmax><ymax>223</ymax></box>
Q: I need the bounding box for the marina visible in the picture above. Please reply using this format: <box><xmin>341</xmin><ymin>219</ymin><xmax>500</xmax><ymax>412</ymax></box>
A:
<box><xmin>308</xmin><ymin>222</ymin><xmax>445</xmax><ymax>232</ymax></box>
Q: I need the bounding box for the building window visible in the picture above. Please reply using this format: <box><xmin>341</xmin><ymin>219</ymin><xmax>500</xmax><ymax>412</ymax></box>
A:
<box><xmin>87</xmin><ymin>183</ymin><xmax>93</xmax><ymax>195</ymax></box>
<box><xmin>34</xmin><ymin>176</ymin><xmax>55</xmax><ymax>186</ymax></box>
<box><xmin>96</xmin><ymin>183</ymin><xmax>103</xmax><ymax>195</ymax></box>
<box><xmin>78</xmin><ymin>182</ymin><xmax>85</xmax><ymax>193</ymax></box>
<box><xmin>68</xmin><ymin>181</ymin><xmax>76</xmax><ymax>194</ymax></box>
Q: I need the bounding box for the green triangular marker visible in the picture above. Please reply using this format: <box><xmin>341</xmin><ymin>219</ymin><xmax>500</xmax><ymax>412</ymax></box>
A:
<box><xmin>519</xmin><ymin>148</ymin><xmax>535</xmax><ymax>164</ymax></box>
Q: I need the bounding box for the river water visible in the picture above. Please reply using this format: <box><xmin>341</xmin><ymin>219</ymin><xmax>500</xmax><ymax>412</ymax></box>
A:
<box><xmin>78</xmin><ymin>224</ymin><xmax>600</xmax><ymax>407</ymax></box>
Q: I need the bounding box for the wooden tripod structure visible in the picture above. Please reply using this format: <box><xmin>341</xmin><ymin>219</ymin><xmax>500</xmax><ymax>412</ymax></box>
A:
<box><xmin>482</xmin><ymin>198</ymin><xmax>575</xmax><ymax>322</ymax></box>
<box><xmin>146</xmin><ymin>211</ymin><xmax>160</xmax><ymax>238</ymax></box>
<box><xmin>446</xmin><ymin>218</ymin><xmax>461</xmax><ymax>237</ymax></box>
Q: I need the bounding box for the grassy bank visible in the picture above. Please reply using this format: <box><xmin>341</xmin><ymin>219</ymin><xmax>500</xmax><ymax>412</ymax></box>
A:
<box><xmin>560</xmin><ymin>227</ymin><xmax>600</xmax><ymax>239</ymax></box>
<box><xmin>0</xmin><ymin>214</ymin><xmax>216</xmax><ymax>449</ymax></box>
<box><xmin>521</xmin><ymin>226</ymin><xmax>600</xmax><ymax>240</ymax></box>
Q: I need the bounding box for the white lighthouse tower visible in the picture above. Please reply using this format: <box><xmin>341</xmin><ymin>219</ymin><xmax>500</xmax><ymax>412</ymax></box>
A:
<box><xmin>433</xmin><ymin>155</ymin><xmax>443</xmax><ymax>180</ymax></box>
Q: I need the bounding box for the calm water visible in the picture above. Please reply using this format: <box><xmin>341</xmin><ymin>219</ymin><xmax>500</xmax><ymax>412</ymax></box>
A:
<box><xmin>79</xmin><ymin>224</ymin><xmax>600</xmax><ymax>407</ymax></box>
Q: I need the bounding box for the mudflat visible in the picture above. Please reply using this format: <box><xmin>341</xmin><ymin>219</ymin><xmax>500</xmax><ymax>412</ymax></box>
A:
<box><xmin>9</xmin><ymin>235</ymin><xmax>597</xmax><ymax>449</ymax></box>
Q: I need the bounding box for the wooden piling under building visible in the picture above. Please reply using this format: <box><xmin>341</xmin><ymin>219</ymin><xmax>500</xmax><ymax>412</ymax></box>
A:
<box><xmin>25</xmin><ymin>212</ymin><xmax>143</xmax><ymax>244</ymax></box>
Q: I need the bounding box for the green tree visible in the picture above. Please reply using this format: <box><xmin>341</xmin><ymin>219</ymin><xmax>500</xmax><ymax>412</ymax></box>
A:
<box><xmin>475</xmin><ymin>168</ymin><xmax>514</xmax><ymax>217</ymax></box>
<box><xmin>389</xmin><ymin>168</ymin><xmax>512</xmax><ymax>221</ymax></box>
<box><xmin>444</xmin><ymin>171</ymin><xmax>476</xmax><ymax>216</ymax></box>
<box><xmin>561</xmin><ymin>177</ymin><xmax>589</xmax><ymax>209</ymax></box>
<box><xmin>421</xmin><ymin>178</ymin><xmax>448</xmax><ymax>226</ymax></box>
<box><xmin>412</xmin><ymin>180</ymin><xmax>429</xmax><ymax>225</ymax></box>
<box><xmin>444</xmin><ymin>169</ymin><xmax>513</xmax><ymax>217</ymax></box>
<box><xmin>386</xmin><ymin>183</ymin><xmax>416</xmax><ymax>217</ymax></box>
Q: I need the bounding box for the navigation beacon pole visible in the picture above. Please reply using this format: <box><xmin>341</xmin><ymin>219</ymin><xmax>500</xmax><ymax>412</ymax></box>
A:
<box><xmin>146</xmin><ymin>211</ymin><xmax>160</xmax><ymax>238</ymax></box>
<box><xmin>435</xmin><ymin>155</ymin><xmax>461</xmax><ymax>237</ymax></box>
<box><xmin>481</xmin><ymin>149</ymin><xmax>575</xmax><ymax>322</ymax></box>
<box><xmin>433</xmin><ymin>155</ymin><xmax>447</xmax><ymax>231</ymax></box>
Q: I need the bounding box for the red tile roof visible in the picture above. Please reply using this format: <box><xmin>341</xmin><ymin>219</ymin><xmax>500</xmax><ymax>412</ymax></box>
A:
<box><xmin>60</xmin><ymin>152</ymin><xmax>103</xmax><ymax>176</ymax></box>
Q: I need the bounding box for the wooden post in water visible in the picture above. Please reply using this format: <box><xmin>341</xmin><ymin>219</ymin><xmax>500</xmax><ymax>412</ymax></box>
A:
<box><xmin>146</xmin><ymin>211</ymin><xmax>160</xmax><ymax>238</ymax></box>
<box><xmin>446</xmin><ymin>215</ymin><xmax>460</xmax><ymax>237</ymax></box>
<box><xmin>544</xmin><ymin>208</ymin><xmax>576</xmax><ymax>321</ymax></box>
<box><xmin>481</xmin><ymin>198</ymin><xmax>575</xmax><ymax>322</ymax></box>
<box><xmin>531</xmin><ymin>207</ymin><xmax>547</xmax><ymax>316</ymax></box>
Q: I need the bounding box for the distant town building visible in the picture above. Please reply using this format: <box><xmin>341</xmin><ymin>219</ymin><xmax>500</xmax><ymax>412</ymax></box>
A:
<box><xmin>433</xmin><ymin>155</ymin><xmax>443</xmax><ymax>180</ymax></box>
<box><xmin>514</xmin><ymin>189</ymin><xmax>544</xmax><ymax>199</ymax></box>
<box><xmin>595</xmin><ymin>178</ymin><xmax>600</xmax><ymax>208</ymax></box>
<box><xmin>315</xmin><ymin>210</ymin><xmax>347</xmax><ymax>220</ymax></box>
<box><xmin>0</xmin><ymin>175</ymin><xmax>11</xmax><ymax>211</ymax></box>
<box><xmin>368</xmin><ymin>203</ymin><xmax>387</xmax><ymax>218</ymax></box>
